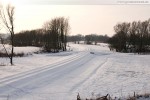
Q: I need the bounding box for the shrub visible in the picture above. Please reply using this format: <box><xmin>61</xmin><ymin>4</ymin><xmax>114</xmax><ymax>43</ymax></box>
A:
<box><xmin>0</xmin><ymin>52</ymin><xmax>25</xmax><ymax>57</ymax></box>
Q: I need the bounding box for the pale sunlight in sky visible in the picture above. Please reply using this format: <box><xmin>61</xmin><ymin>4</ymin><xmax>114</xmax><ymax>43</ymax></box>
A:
<box><xmin>0</xmin><ymin>0</ymin><xmax>150</xmax><ymax>36</ymax></box>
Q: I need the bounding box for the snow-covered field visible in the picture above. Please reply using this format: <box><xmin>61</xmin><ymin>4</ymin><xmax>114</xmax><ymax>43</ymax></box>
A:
<box><xmin>0</xmin><ymin>43</ymin><xmax>150</xmax><ymax>100</ymax></box>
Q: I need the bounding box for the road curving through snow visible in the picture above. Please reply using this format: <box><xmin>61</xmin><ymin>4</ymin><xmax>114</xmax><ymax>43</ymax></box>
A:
<box><xmin>0</xmin><ymin>44</ymin><xmax>111</xmax><ymax>100</ymax></box>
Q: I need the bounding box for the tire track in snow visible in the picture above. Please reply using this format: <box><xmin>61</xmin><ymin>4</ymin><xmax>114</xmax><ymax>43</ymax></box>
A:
<box><xmin>0</xmin><ymin>52</ymin><xmax>92</xmax><ymax>96</ymax></box>
<box><xmin>69</xmin><ymin>56</ymin><xmax>109</xmax><ymax>92</ymax></box>
<box><xmin>0</xmin><ymin>52</ymin><xmax>88</xmax><ymax>85</ymax></box>
<box><xmin>0</xmin><ymin>44</ymin><xmax>91</xmax><ymax>84</ymax></box>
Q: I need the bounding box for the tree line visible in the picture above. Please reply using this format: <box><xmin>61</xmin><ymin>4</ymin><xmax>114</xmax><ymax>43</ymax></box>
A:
<box><xmin>67</xmin><ymin>34</ymin><xmax>109</xmax><ymax>44</ymax></box>
<box><xmin>14</xmin><ymin>32</ymin><xmax>109</xmax><ymax>51</ymax></box>
<box><xmin>14</xmin><ymin>17</ymin><xmax>70</xmax><ymax>53</ymax></box>
<box><xmin>108</xmin><ymin>18</ymin><xmax>150</xmax><ymax>54</ymax></box>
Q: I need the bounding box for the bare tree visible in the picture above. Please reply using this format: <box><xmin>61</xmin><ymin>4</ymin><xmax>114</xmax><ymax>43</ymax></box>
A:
<box><xmin>43</xmin><ymin>17</ymin><xmax>70</xmax><ymax>52</ymax></box>
<box><xmin>63</xmin><ymin>18</ymin><xmax>70</xmax><ymax>51</ymax></box>
<box><xmin>109</xmin><ymin>18</ymin><xmax>150</xmax><ymax>53</ymax></box>
<box><xmin>0</xmin><ymin>4</ymin><xmax>15</xmax><ymax>65</ymax></box>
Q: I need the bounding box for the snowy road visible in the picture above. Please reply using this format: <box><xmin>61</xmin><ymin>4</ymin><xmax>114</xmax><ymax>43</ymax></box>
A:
<box><xmin>1</xmin><ymin>43</ymin><xmax>150</xmax><ymax>100</ymax></box>
<box><xmin>0</xmin><ymin>44</ymin><xmax>111</xmax><ymax>100</ymax></box>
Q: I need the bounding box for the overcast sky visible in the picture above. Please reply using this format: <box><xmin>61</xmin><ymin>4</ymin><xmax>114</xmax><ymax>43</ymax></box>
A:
<box><xmin>0</xmin><ymin>0</ymin><xmax>150</xmax><ymax>36</ymax></box>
